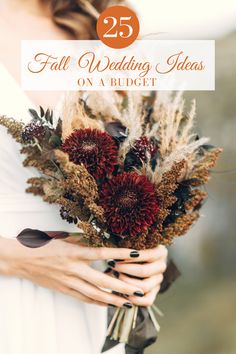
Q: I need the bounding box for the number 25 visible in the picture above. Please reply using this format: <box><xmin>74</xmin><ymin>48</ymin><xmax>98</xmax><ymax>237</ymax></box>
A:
<box><xmin>103</xmin><ymin>16</ymin><xmax>133</xmax><ymax>38</ymax></box>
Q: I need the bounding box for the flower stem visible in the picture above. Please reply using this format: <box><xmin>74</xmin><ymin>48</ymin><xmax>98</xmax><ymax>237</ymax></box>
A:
<box><xmin>119</xmin><ymin>306</ymin><xmax>136</xmax><ymax>343</ymax></box>
<box><xmin>111</xmin><ymin>308</ymin><xmax>125</xmax><ymax>341</ymax></box>
<box><xmin>148</xmin><ymin>306</ymin><xmax>160</xmax><ymax>332</ymax></box>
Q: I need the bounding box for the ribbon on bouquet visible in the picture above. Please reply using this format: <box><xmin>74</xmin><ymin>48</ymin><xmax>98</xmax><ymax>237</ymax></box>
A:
<box><xmin>102</xmin><ymin>261</ymin><xmax>181</xmax><ymax>354</ymax></box>
<box><xmin>102</xmin><ymin>306</ymin><xmax>158</xmax><ymax>354</ymax></box>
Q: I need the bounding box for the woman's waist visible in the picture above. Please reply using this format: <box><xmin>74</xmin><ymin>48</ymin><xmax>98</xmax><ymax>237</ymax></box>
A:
<box><xmin>0</xmin><ymin>192</ymin><xmax>62</xmax><ymax>212</ymax></box>
<box><xmin>0</xmin><ymin>193</ymin><xmax>79</xmax><ymax>238</ymax></box>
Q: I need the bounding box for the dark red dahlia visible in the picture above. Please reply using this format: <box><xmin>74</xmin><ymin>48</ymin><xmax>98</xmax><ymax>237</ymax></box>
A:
<box><xmin>132</xmin><ymin>136</ymin><xmax>157</xmax><ymax>161</ymax></box>
<box><xmin>62</xmin><ymin>128</ymin><xmax>118</xmax><ymax>180</ymax></box>
<box><xmin>99</xmin><ymin>172</ymin><xmax>159</xmax><ymax>237</ymax></box>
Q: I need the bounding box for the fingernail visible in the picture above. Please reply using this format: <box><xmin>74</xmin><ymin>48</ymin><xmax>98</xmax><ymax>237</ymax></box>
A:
<box><xmin>123</xmin><ymin>302</ymin><xmax>133</xmax><ymax>309</ymax></box>
<box><xmin>108</xmin><ymin>304</ymin><xmax>116</xmax><ymax>308</ymax></box>
<box><xmin>104</xmin><ymin>267</ymin><xmax>112</xmax><ymax>274</ymax></box>
<box><xmin>113</xmin><ymin>271</ymin><xmax>120</xmax><ymax>278</ymax></box>
<box><xmin>133</xmin><ymin>291</ymin><xmax>144</xmax><ymax>297</ymax></box>
<box><xmin>114</xmin><ymin>259</ymin><xmax>124</xmax><ymax>262</ymax></box>
<box><xmin>130</xmin><ymin>251</ymin><xmax>139</xmax><ymax>258</ymax></box>
<box><xmin>107</xmin><ymin>260</ymin><xmax>116</xmax><ymax>267</ymax></box>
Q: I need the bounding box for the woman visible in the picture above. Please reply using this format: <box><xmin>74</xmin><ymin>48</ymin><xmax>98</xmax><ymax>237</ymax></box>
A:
<box><xmin>0</xmin><ymin>1</ymin><xmax>168</xmax><ymax>354</ymax></box>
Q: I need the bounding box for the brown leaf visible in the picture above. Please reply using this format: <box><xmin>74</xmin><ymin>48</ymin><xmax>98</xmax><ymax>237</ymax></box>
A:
<box><xmin>17</xmin><ymin>228</ymin><xmax>52</xmax><ymax>248</ymax></box>
<box><xmin>159</xmin><ymin>260</ymin><xmax>181</xmax><ymax>293</ymax></box>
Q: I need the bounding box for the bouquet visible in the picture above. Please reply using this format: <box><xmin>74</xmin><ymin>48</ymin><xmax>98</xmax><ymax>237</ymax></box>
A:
<box><xmin>0</xmin><ymin>91</ymin><xmax>222</xmax><ymax>354</ymax></box>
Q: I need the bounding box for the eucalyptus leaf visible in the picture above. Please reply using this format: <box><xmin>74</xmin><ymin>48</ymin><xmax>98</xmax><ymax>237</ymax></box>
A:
<box><xmin>39</xmin><ymin>106</ymin><xmax>44</xmax><ymax>118</ymax></box>
<box><xmin>49</xmin><ymin>135</ymin><xmax>62</xmax><ymax>148</ymax></box>
<box><xmin>45</xmin><ymin>108</ymin><xmax>51</xmax><ymax>123</ymax></box>
<box><xmin>28</xmin><ymin>109</ymin><xmax>40</xmax><ymax>121</ymax></box>
<box><xmin>105</xmin><ymin>121</ymin><xmax>128</xmax><ymax>142</ymax></box>
<box><xmin>55</xmin><ymin>118</ymin><xmax>62</xmax><ymax>137</ymax></box>
<box><xmin>202</xmin><ymin>144</ymin><xmax>215</xmax><ymax>150</ymax></box>
<box><xmin>49</xmin><ymin>110</ymin><xmax>53</xmax><ymax>125</ymax></box>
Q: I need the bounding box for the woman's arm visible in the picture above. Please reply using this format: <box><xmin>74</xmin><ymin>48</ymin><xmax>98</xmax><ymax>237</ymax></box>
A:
<box><xmin>0</xmin><ymin>237</ymin><xmax>20</xmax><ymax>276</ymax></box>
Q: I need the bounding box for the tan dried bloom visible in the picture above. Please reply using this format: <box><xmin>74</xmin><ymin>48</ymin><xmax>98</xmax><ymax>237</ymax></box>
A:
<box><xmin>61</xmin><ymin>94</ymin><xmax>104</xmax><ymax>139</ymax></box>
<box><xmin>86</xmin><ymin>201</ymin><xmax>105</xmax><ymax>223</ymax></box>
<box><xmin>54</xmin><ymin>150</ymin><xmax>98</xmax><ymax>200</ymax></box>
<box><xmin>0</xmin><ymin>116</ymin><xmax>24</xmax><ymax>143</ymax></box>
<box><xmin>189</xmin><ymin>148</ymin><xmax>223</xmax><ymax>183</ymax></box>
<box><xmin>79</xmin><ymin>221</ymin><xmax>104</xmax><ymax>247</ymax></box>
<box><xmin>54</xmin><ymin>150</ymin><xmax>106</xmax><ymax>221</ymax></box>
<box><xmin>119</xmin><ymin>231</ymin><xmax>149</xmax><ymax>250</ymax></box>
<box><xmin>155</xmin><ymin>160</ymin><xmax>186</xmax><ymax>203</ymax></box>
<box><xmin>163</xmin><ymin>212</ymin><xmax>199</xmax><ymax>241</ymax></box>
<box><xmin>25</xmin><ymin>186</ymin><xmax>44</xmax><ymax>197</ymax></box>
<box><xmin>57</xmin><ymin>197</ymin><xmax>90</xmax><ymax>221</ymax></box>
<box><xmin>185</xmin><ymin>189</ymin><xmax>208</xmax><ymax>211</ymax></box>
<box><xmin>25</xmin><ymin>177</ymin><xmax>47</xmax><ymax>197</ymax></box>
<box><xmin>21</xmin><ymin>146</ymin><xmax>57</xmax><ymax>177</ymax></box>
<box><xmin>26</xmin><ymin>176</ymin><xmax>64</xmax><ymax>205</ymax></box>
<box><xmin>42</xmin><ymin>179</ymin><xmax>65</xmax><ymax>204</ymax></box>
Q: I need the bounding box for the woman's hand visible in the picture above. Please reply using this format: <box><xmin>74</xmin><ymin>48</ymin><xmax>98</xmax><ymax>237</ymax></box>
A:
<box><xmin>0</xmin><ymin>237</ymin><xmax>150</xmax><ymax>308</ymax></box>
<box><xmin>107</xmin><ymin>245</ymin><xmax>168</xmax><ymax>307</ymax></box>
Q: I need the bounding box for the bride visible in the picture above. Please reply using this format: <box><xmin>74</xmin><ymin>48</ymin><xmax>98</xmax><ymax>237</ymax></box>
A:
<box><xmin>0</xmin><ymin>1</ymin><xmax>168</xmax><ymax>353</ymax></box>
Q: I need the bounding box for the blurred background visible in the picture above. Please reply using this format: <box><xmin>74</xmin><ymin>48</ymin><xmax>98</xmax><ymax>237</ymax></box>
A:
<box><xmin>129</xmin><ymin>1</ymin><xmax>236</xmax><ymax>353</ymax></box>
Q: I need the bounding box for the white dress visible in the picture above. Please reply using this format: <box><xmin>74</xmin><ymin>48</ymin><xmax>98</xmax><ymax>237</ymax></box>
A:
<box><xmin>0</xmin><ymin>63</ymin><xmax>124</xmax><ymax>354</ymax></box>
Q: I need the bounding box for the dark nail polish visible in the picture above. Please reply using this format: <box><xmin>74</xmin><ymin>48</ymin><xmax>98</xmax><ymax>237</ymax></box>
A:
<box><xmin>107</xmin><ymin>260</ymin><xmax>116</xmax><ymax>267</ymax></box>
<box><xmin>104</xmin><ymin>267</ymin><xmax>112</xmax><ymax>274</ymax></box>
<box><xmin>114</xmin><ymin>259</ymin><xmax>124</xmax><ymax>262</ymax></box>
<box><xmin>113</xmin><ymin>271</ymin><xmax>120</xmax><ymax>278</ymax></box>
<box><xmin>130</xmin><ymin>251</ymin><xmax>139</xmax><ymax>258</ymax></box>
<box><xmin>123</xmin><ymin>302</ymin><xmax>133</xmax><ymax>309</ymax></box>
<box><xmin>134</xmin><ymin>291</ymin><xmax>144</xmax><ymax>297</ymax></box>
<box><xmin>113</xmin><ymin>291</ymin><xmax>120</xmax><ymax>296</ymax></box>
<box><xmin>108</xmin><ymin>304</ymin><xmax>116</xmax><ymax>308</ymax></box>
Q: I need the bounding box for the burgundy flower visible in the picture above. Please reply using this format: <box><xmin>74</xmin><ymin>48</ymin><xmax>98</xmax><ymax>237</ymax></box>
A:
<box><xmin>99</xmin><ymin>172</ymin><xmax>159</xmax><ymax>236</ymax></box>
<box><xmin>22</xmin><ymin>121</ymin><xmax>45</xmax><ymax>143</ymax></box>
<box><xmin>62</xmin><ymin>128</ymin><xmax>118</xmax><ymax>180</ymax></box>
<box><xmin>132</xmin><ymin>136</ymin><xmax>157</xmax><ymax>162</ymax></box>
